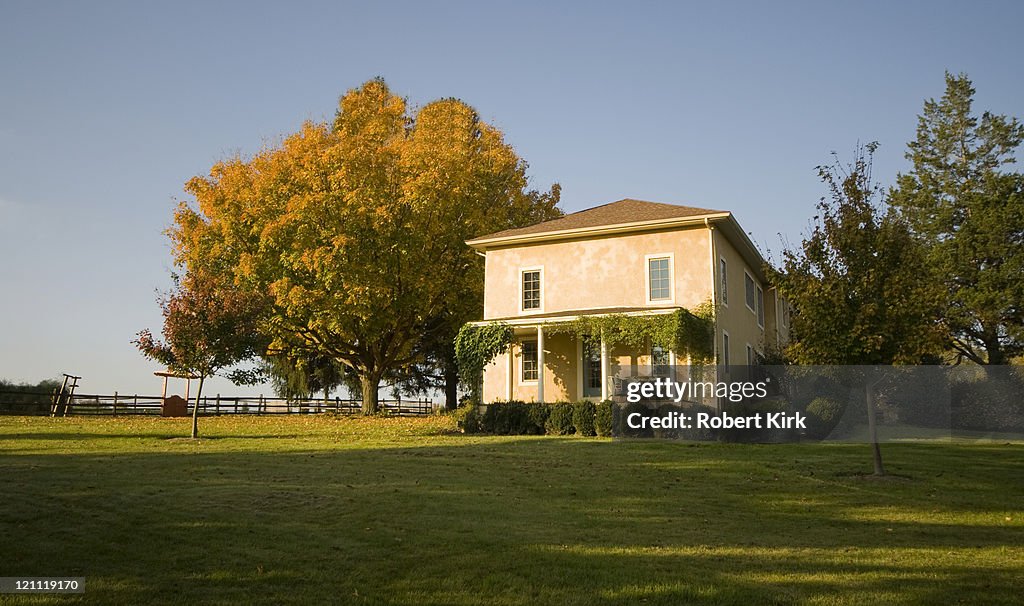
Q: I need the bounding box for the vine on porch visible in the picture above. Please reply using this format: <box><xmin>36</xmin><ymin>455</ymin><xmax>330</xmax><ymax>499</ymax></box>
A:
<box><xmin>454</xmin><ymin>302</ymin><xmax>716</xmax><ymax>397</ymax></box>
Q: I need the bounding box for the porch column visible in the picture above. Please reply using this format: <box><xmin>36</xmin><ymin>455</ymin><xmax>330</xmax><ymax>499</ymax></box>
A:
<box><xmin>506</xmin><ymin>347</ymin><xmax>513</xmax><ymax>401</ymax></box>
<box><xmin>600</xmin><ymin>330</ymin><xmax>609</xmax><ymax>401</ymax></box>
<box><xmin>536</xmin><ymin>325</ymin><xmax>545</xmax><ymax>403</ymax></box>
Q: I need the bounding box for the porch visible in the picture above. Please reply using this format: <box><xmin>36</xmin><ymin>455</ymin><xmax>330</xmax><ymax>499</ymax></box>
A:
<box><xmin>474</xmin><ymin>307</ymin><xmax>687</xmax><ymax>403</ymax></box>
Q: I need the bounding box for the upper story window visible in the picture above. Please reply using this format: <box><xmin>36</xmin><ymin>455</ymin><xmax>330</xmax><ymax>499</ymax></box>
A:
<box><xmin>645</xmin><ymin>254</ymin><xmax>673</xmax><ymax>303</ymax></box>
<box><xmin>720</xmin><ymin>258</ymin><xmax>728</xmax><ymax>305</ymax></box>
<box><xmin>756</xmin><ymin>286</ymin><xmax>765</xmax><ymax>328</ymax></box>
<box><xmin>521</xmin><ymin>268</ymin><xmax>542</xmax><ymax>312</ymax></box>
<box><xmin>744</xmin><ymin>271</ymin><xmax>756</xmax><ymax>312</ymax></box>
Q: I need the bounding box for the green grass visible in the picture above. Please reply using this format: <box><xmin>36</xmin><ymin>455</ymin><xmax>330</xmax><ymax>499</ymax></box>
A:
<box><xmin>1</xmin><ymin>415</ymin><xmax>1021</xmax><ymax>605</ymax></box>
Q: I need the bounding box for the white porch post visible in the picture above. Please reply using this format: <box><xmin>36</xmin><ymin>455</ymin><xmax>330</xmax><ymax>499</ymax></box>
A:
<box><xmin>536</xmin><ymin>325</ymin><xmax>545</xmax><ymax>403</ymax></box>
<box><xmin>600</xmin><ymin>330</ymin><xmax>609</xmax><ymax>401</ymax></box>
<box><xmin>506</xmin><ymin>347</ymin><xmax>513</xmax><ymax>401</ymax></box>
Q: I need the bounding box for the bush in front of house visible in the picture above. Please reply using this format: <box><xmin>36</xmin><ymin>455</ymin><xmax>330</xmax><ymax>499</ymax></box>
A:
<box><xmin>454</xmin><ymin>401</ymin><xmax>481</xmax><ymax>434</ymax></box>
<box><xmin>805</xmin><ymin>396</ymin><xmax>844</xmax><ymax>440</ymax></box>
<box><xmin>595</xmin><ymin>400</ymin><xmax>614</xmax><ymax>437</ymax></box>
<box><xmin>545</xmin><ymin>402</ymin><xmax>575</xmax><ymax>435</ymax></box>
<box><xmin>573</xmin><ymin>400</ymin><xmax>597</xmax><ymax>436</ymax></box>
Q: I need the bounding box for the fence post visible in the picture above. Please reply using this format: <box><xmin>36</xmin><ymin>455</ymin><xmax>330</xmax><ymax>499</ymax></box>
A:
<box><xmin>216</xmin><ymin>394</ymin><xmax>220</xmax><ymax>416</ymax></box>
<box><xmin>112</xmin><ymin>391</ymin><xmax>118</xmax><ymax>416</ymax></box>
<box><xmin>259</xmin><ymin>394</ymin><xmax>264</xmax><ymax>415</ymax></box>
<box><xmin>133</xmin><ymin>394</ymin><xmax>138</xmax><ymax>414</ymax></box>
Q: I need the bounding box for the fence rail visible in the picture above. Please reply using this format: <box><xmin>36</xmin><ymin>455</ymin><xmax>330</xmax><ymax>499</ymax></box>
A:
<box><xmin>0</xmin><ymin>390</ymin><xmax>434</xmax><ymax>417</ymax></box>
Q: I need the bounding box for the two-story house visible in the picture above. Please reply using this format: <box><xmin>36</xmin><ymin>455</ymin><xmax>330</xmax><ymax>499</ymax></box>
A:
<box><xmin>466</xmin><ymin>198</ymin><xmax>788</xmax><ymax>403</ymax></box>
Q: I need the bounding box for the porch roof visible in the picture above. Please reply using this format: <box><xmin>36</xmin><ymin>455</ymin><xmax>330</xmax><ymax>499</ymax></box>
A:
<box><xmin>470</xmin><ymin>305</ymin><xmax>680</xmax><ymax>327</ymax></box>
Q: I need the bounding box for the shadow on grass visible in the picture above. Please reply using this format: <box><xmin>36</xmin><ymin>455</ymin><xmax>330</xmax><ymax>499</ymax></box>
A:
<box><xmin>0</xmin><ymin>436</ymin><xmax>1021</xmax><ymax>605</ymax></box>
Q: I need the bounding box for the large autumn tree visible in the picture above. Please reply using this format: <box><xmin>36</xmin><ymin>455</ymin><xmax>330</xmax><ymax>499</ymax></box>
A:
<box><xmin>172</xmin><ymin>79</ymin><xmax>560</xmax><ymax>413</ymax></box>
<box><xmin>890</xmin><ymin>73</ymin><xmax>1024</xmax><ymax>365</ymax></box>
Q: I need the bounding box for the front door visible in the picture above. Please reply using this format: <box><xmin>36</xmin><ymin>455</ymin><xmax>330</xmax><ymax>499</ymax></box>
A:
<box><xmin>582</xmin><ymin>339</ymin><xmax>602</xmax><ymax>398</ymax></box>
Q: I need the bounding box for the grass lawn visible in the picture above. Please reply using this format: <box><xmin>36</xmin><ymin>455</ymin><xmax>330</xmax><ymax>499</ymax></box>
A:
<box><xmin>1</xmin><ymin>415</ymin><xmax>1021</xmax><ymax>605</ymax></box>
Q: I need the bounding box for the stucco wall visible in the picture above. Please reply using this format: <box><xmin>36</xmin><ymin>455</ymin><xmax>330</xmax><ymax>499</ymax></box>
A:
<box><xmin>483</xmin><ymin>226</ymin><xmax>714</xmax><ymax>320</ymax></box>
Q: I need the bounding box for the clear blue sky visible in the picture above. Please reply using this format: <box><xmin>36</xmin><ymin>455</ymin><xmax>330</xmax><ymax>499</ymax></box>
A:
<box><xmin>2</xmin><ymin>1</ymin><xmax>1022</xmax><ymax>396</ymax></box>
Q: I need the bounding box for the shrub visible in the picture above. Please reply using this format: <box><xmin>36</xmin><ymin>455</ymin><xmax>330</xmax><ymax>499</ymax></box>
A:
<box><xmin>478</xmin><ymin>401</ymin><xmax>549</xmax><ymax>435</ymax></box>
<box><xmin>453</xmin><ymin>402</ymin><xmax>481</xmax><ymax>434</ymax></box>
<box><xmin>545</xmin><ymin>402</ymin><xmax>575</xmax><ymax>435</ymax></box>
<box><xmin>572</xmin><ymin>401</ymin><xmax>597</xmax><ymax>436</ymax></box>
<box><xmin>526</xmin><ymin>403</ymin><xmax>550</xmax><ymax>434</ymax></box>
<box><xmin>805</xmin><ymin>396</ymin><xmax>844</xmax><ymax>439</ymax></box>
<box><xmin>595</xmin><ymin>400</ymin><xmax>614</xmax><ymax>437</ymax></box>
<box><xmin>618</xmin><ymin>401</ymin><xmax>654</xmax><ymax>438</ymax></box>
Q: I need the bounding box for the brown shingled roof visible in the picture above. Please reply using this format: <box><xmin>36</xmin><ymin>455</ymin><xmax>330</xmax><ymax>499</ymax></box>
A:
<box><xmin>469</xmin><ymin>198</ymin><xmax>726</xmax><ymax>243</ymax></box>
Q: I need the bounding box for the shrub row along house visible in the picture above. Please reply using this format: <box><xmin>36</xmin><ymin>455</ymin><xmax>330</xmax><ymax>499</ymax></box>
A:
<box><xmin>465</xmin><ymin>198</ymin><xmax>789</xmax><ymax>405</ymax></box>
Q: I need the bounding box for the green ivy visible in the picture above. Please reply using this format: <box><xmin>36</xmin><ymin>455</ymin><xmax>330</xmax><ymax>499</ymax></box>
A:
<box><xmin>454</xmin><ymin>322</ymin><xmax>514</xmax><ymax>396</ymax></box>
<box><xmin>544</xmin><ymin>303</ymin><xmax>715</xmax><ymax>363</ymax></box>
<box><xmin>453</xmin><ymin>302</ymin><xmax>715</xmax><ymax>397</ymax></box>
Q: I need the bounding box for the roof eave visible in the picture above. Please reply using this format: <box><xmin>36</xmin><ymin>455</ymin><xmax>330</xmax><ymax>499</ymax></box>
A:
<box><xmin>466</xmin><ymin>212</ymin><xmax>733</xmax><ymax>250</ymax></box>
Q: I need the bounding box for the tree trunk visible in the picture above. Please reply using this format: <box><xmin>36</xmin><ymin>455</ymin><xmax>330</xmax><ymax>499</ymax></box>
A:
<box><xmin>192</xmin><ymin>375</ymin><xmax>205</xmax><ymax>439</ymax></box>
<box><xmin>360</xmin><ymin>374</ymin><xmax>380</xmax><ymax>415</ymax></box>
<box><xmin>443</xmin><ymin>361</ymin><xmax>459</xmax><ymax>411</ymax></box>
<box><xmin>983</xmin><ymin>334</ymin><xmax>1005</xmax><ymax>365</ymax></box>
<box><xmin>866</xmin><ymin>380</ymin><xmax>885</xmax><ymax>476</ymax></box>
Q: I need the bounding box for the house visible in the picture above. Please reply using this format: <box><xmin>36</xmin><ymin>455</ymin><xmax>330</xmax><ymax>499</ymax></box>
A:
<box><xmin>465</xmin><ymin>198</ymin><xmax>788</xmax><ymax>404</ymax></box>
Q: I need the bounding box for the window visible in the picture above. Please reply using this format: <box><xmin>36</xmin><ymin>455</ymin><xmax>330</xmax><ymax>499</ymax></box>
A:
<box><xmin>722</xmin><ymin>332</ymin><xmax>730</xmax><ymax>369</ymax></box>
<box><xmin>744</xmin><ymin>272</ymin><xmax>756</xmax><ymax>312</ymax></box>
<box><xmin>720</xmin><ymin>258</ymin><xmax>728</xmax><ymax>305</ymax></box>
<box><xmin>756</xmin><ymin>286</ymin><xmax>765</xmax><ymax>328</ymax></box>
<box><xmin>648</xmin><ymin>256</ymin><xmax>671</xmax><ymax>301</ymax></box>
<box><xmin>522</xmin><ymin>269</ymin><xmax>541</xmax><ymax>311</ymax></box>
<box><xmin>521</xmin><ymin>341</ymin><xmax>538</xmax><ymax>382</ymax></box>
<box><xmin>746</xmin><ymin>344</ymin><xmax>756</xmax><ymax>367</ymax></box>
<box><xmin>651</xmin><ymin>345</ymin><xmax>671</xmax><ymax>377</ymax></box>
<box><xmin>583</xmin><ymin>340</ymin><xmax>601</xmax><ymax>395</ymax></box>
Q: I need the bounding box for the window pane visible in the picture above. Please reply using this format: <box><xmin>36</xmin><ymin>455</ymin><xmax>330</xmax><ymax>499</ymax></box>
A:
<box><xmin>522</xmin><ymin>341</ymin><xmax>538</xmax><ymax>381</ymax></box>
<box><xmin>720</xmin><ymin>259</ymin><xmax>728</xmax><ymax>304</ymax></box>
<box><xmin>648</xmin><ymin>258</ymin><xmax>671</xmax><ymax>300</ymax></box>
<box><xmin>723</xmin><ymin>334</ymin><xmax>730</xmax><ymax>368</ymax></box>
<box><xmin>522</xmin><ymin>271</ymin><xmax>541</xmax><ymax>310</ymax></box>
<box><xmin>745</xmin><ymin>273</ymin><xmax>755</xmax><ymax>310</ymax></box>
<box><xmin>652</xmin><ymin>345</ymin><xmax>670</xmax><ymax>377</ymax></box>
<box><xmin>756</xmin><ymin>287</ymin><xmax>765</xmax><ymax>327</ymax></box>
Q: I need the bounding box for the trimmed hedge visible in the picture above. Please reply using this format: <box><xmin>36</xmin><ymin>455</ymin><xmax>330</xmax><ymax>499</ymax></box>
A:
<box><xmin>573</xmin><ymin>401</ymin><xmax>597</xmax><ymax>436</ymax></box>
<box><xmin>459</xmin><ymin>400</ymin><xmax>613</xmax><ymax>437</ymax></box>
<box><xmin>595</xmin><ymin>400</ymin><xmax>614</xmax><ymax>437</ymax></box>
<box><xmin>545</xmin><ymin>403</ymin><xmax>575</xmax><ymax>435</ymax></box>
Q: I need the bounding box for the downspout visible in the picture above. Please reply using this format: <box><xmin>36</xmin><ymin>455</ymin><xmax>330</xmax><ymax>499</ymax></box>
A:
<box><xmin>706</xmin><ymin>218</ymin><xmax>720</xmax><ymax>411</ymax></box>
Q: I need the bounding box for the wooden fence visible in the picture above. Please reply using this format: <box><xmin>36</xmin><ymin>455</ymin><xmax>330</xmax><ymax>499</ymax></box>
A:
<box><xmin>0</xmin><ymin>390</ymin><xmax>434</xmax><ymax>417</ymax></box>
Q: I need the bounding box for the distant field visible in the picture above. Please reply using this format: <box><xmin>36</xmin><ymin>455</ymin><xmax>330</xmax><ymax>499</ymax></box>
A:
<box><xmin>1</xmin><ymin>415</ymin><xmax>1021</xmax><ymax>605</ymax></box>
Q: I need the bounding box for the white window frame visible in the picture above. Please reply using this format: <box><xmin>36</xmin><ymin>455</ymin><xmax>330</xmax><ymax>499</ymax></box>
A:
<box><xmin>756</xmin><ymin>285</ymin><xmax>765</xmax><ymax>329</ymax></box>
<box><xmin>719</xmin><ymin>257</ymin><xmax>729</xmax><ymax>306</ymax></box>
<box><xmin>651</xmin><ymin>343</ymin><xmax>672</xmax><ymax>377</ymax></box>
<box><xmin>519</xmin><ymin>266</ymin><xmax>544</xmax><ymax>314</ymax></box>
<box><xmin>746</xmin><ymin>343</ymin><xmax>756</xmax><ymax>367</ymax></box>
<box><xmin>743</xmin><ymin>270</ymin><xmax>757</xmax><ymax>314</ymax></box>
<box><xmin>519</xmin><ymin>340</ymin><xmax>539</xmax><ymax>384</ymax></box>
<box><xmin>722</xmin><ymin>330</ymin><xmax>731</xmax><ymax>370</ymax></box>
<box><xmin>644</xmin><ymin>253</ymin><xmax>675</xmax><ymax>305</ymax></box>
